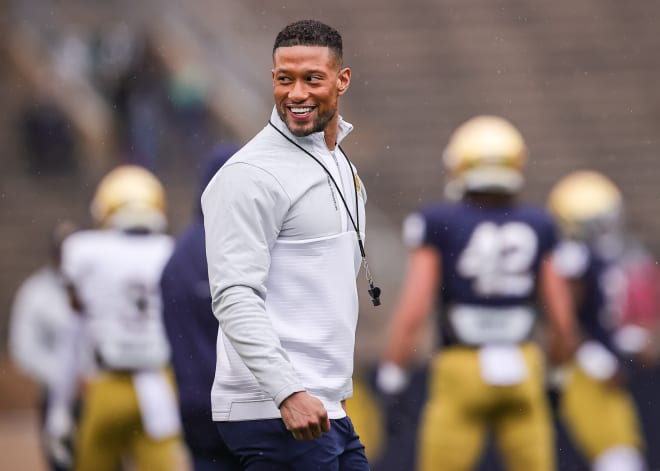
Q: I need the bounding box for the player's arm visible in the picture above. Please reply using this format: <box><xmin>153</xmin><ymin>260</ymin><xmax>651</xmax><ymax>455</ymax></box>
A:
<box><xmin>66</xmin><ymin>282</ymin><xmax>85</xmax><ymax>314</ymax></box>
<box><xmin>539</xmin><ymin>254</ymin><xmax>579</xmax><ymax>365</ymax></box>
<box><xmin>43</xmin><ymin>238</ymin><xmax>86</xmax><ymax>467</ymax></box>
<box><xmin>378</xmin><ymin>246</ymin><xmax>440</xmax><ymax>393</ymax></box>
<box><xmin>8</xmin><ymin>281</ymin><xmax>43</xmax><ymax>381</ymax></box>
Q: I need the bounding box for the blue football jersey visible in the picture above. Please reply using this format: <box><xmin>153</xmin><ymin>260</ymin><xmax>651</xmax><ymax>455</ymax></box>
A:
<box><xmin>554</xmin><ymin>240</ymin><xmax>628</xmax><ymax>356</ymax></box>
<box><xmin>404</xmin><ymin>200</ymin><xmax>559</xmax><ymax>346</ymax></box>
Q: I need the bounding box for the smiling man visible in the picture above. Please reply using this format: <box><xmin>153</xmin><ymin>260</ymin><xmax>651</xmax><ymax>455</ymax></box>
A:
<box><xmin>272</xmin><ymin>34</ymin><xmax>349</xmax><ymax>142</ymax></box>
<box><xmin>201</xmin><ymin>20</ymin><xmax>371</xmax><ymax>470</ymax></box>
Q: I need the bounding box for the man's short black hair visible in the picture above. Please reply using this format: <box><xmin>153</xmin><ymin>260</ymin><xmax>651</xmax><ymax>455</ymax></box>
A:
<box><xmin>273</xmin><ymin>20</ymin><xmax>343</xmax><ymax>66</ymax></box>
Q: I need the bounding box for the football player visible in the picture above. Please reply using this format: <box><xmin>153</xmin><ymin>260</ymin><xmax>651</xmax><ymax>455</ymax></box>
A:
<box><xmin>377</xmin><ymin>115</ymin><xmax>577</xmax><ymax>471</ymax></box>
<box><xmin>548</xmin><ymin>170</ymin><xmax>650</xmax><ymax>471</ymax></box>
<box><xmin>9</xmin><ymin>220</ymin><xmax>79</xmax><ymax>471</ymax></box>
<box><xmin>50</xmin><ymin>165</ymin><xmax>183</xmax><ymax>471</ymax></box>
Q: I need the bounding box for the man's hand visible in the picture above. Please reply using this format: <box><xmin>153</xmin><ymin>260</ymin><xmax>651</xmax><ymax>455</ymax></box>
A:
<box><xmin>279</xmin><ymin>391</ymin><xmax>330</xmax><ymax>440</ymax></box>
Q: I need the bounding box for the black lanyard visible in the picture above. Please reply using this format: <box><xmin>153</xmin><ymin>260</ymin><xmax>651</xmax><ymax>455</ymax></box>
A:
<box><xmin>268</xmin><ymin>120</ymin><xmax>381</xmax><ymax>306</ymax></box>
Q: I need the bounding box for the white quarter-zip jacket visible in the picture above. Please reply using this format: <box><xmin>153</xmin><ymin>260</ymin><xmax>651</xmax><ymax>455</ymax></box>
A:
<box><xmin>202</xmin><ymin>108</ymin><xmax>367</xmax><ymax>421</ymax></box>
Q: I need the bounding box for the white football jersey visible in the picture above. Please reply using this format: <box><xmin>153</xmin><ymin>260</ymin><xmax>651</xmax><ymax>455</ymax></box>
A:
<box><xmin>9</xmin><ymin>267</ymin><xmax>79</xmax><ymax>390</ymax></box>
<box><xmin>61</xmin><ymin>229</ymin><xmax>174</xmax><ymax>370</ymax></box>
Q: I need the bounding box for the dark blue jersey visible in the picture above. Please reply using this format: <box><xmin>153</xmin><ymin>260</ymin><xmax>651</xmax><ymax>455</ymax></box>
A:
<box><xmin>160</xmin><ymin>220</ymin><xmax>220</xmax><ymax>452</ymax></box>
<box><xmin>581</xmin><ymin>251</ymin><xmax>619</xmax><ymax>352</ymax></box>
<box><xmin>554</xmin><ymin>240</ymin><xmax>629</xmax><ymax>356</ymax></box>
<box><xmin>159</xmin><ymin>144</ymin><xmax>237</xmax><ymax>456</ymax></box>
<box><xmin>406</xmin><ymin>200</ymin><xmax>558</xmax><ymax>346</ymax></box>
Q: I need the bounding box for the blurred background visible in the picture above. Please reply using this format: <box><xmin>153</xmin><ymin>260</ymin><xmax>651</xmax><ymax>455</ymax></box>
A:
<box><xmin>1</xmin><ymin>0</ymin><xmax>660</xmax><ymax>469</ymax></box>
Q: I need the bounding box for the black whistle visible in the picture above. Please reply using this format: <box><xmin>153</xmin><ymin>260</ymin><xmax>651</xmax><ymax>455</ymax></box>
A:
<box><xmin>368</xmin><ymin>285</ymin><xmax>382</xmax><ymax>307</ymax></box>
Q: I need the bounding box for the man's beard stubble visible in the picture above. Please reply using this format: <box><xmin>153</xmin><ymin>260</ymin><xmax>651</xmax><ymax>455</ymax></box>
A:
<box><xmin>278</xmin><ymin>107</ymin><xmax>337</xmax><ymax>137</ymax></box>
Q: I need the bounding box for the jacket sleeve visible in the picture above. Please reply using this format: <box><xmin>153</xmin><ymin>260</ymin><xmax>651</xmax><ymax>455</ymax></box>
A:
<box><xmin>201</xmin><ymin>162</ymin><xmax>305</xmax><ymax>406</ymax></box>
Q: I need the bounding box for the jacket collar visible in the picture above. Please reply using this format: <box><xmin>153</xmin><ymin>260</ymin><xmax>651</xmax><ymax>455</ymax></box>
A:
<box><xmin>268</xmin><ymin>107</ymin><xmax>354</xmax><ymax>151</ymax></box>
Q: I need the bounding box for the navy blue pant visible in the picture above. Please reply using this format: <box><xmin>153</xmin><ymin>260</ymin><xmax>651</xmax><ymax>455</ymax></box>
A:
<box><xmin>217</xmin><ymin>417</ymin><xmax>370</xmax><ymax>470</ymax></box>
<box><xmin>187</xmin><ymin>443</ymin><xmax>241</xmax><ymax>471</ymax></box>
<box><xmin>190</xmin><ymin>452</ymin><xmax>242</xmax><ymax>471</ymax></box>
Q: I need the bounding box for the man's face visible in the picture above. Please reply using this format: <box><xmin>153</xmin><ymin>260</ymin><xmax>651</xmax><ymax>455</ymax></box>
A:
<box><xmin>272</xmin><ymin>46</ymin><xmax>350</xmax><ymax>137</ymax></box>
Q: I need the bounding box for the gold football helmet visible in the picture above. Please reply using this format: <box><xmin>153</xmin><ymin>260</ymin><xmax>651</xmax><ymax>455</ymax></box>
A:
<box><xmin>90</xmin><ymin>165</ymin><xmax>167</xmax><ymax>232</ymax></box>
<box><xmin>443</xmin><ymin>115</ymin><xmax>527</xmax><ymax>197</ymax></box>
<box><xmin>547</xmin><ymin>170</ymin><xmax>623</xmax><ymax>242</ymax></box>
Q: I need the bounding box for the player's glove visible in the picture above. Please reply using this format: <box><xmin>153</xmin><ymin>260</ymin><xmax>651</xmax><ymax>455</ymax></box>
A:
<box><xmin>44</xmin><ymin>404</ymin><xmax>74</xmax><ymax>468</ymax></box>
<box><xmin>375</xmin><ymin>362</ymin><xmax>410</xmax><ymax>396</ymax></box>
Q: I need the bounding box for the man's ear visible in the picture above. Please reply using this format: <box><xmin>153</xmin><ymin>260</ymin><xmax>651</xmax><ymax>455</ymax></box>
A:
<box><xmin>337</xmin><ymin>67</ymin><xmax>351</xmax><ymax>96</ymax></box>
